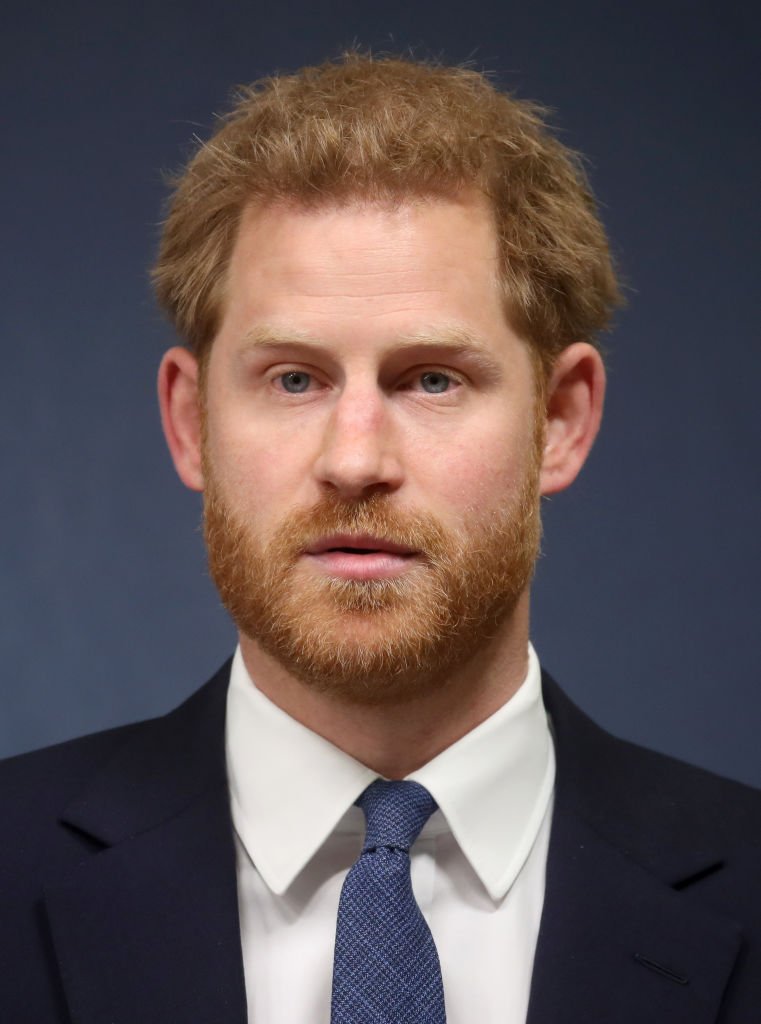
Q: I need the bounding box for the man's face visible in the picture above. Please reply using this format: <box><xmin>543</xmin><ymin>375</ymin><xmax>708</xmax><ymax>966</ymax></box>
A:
<box><xmin>201</xmin><ymin>193</ymin><xmax>544</xmax><ymax>703</ymax></box>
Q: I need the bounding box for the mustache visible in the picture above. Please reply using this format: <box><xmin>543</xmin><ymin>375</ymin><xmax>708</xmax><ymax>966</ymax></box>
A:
<box><xmin>271</xmin><ymin>493</ymin><xmax>451</xmax><ymax>561</ymax></box>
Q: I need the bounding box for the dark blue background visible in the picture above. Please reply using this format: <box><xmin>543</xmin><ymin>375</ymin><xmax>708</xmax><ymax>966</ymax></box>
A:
<box><xmin>3</xmin><ymin>1</ymin><xmax>760</xmax><ymax>785</ymax></box>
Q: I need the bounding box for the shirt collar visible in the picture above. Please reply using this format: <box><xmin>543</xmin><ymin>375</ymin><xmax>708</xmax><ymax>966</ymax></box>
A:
<box><xmin>225</xmin><ymin>644</ymin><xmax>554</xmax><ymax>900</ymax></box>
<box><xmin>407</xmin><ymin>644</ymin><xmax>555</xmax><ymax>899</ymax></box>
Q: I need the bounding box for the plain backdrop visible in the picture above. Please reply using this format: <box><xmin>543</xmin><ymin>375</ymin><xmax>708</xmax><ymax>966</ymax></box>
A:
<box><xmin>2</xmin><ymin>0</ymin><xmax>760</xmax><ymax>786</ymax></box>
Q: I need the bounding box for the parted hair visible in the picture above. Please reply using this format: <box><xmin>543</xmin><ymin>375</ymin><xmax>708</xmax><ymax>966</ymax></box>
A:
<box><xmin>153</xmin><ymin>51</ymin><xmax>621</xmax><ymax>374</ymax></box>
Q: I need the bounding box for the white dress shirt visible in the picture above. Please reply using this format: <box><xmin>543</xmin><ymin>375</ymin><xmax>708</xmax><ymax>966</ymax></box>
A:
<box><xmin>225</xmin><ymin>644</ymin><xmax>555</xmax><ymax>1024</ymax></box>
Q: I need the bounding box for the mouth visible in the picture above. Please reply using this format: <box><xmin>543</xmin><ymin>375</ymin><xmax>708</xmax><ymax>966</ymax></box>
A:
<box><xmin>304</xmin><ymin>534</ymin><xmax>419</xmax><ymax>580</ymax></box>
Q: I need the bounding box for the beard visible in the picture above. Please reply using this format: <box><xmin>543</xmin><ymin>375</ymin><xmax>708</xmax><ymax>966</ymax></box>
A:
<box><xmin>203</xmin><ymin>447</ymin><xmax>542</xmax><ymax>706</ymax></box>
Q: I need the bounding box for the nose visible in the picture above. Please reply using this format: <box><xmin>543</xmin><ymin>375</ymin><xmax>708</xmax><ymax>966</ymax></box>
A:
<box><xmin>312</xmin><ymin>386</ymin><xmax>404</xmax><ymax>498</ymax></box>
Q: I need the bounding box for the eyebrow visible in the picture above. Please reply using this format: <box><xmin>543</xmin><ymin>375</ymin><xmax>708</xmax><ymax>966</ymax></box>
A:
<box><xmin>237</xmin><ymin>323</ymin><xmax>505</xmax><ymax>378</ymax></box>
<box><xmin>238</xmin><ymin>325</ymin><xmax>323</xmax><ymax>355</ymax></box>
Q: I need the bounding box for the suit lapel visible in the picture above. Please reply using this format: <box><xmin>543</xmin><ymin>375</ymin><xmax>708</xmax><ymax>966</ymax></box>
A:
<box><xmin>528</xmin><ymin>673</ymin><xmax>743</xmax><ymax>1023</ymax></box>
<box><xmin>43</xmin><ymin>661</ymin><xmax>248</xmax><ymax>1024</ymax></box>
<box><xmin>526</xmin><ymin>802</ymin><xmax>741</xmax><ymax>1024</ymax></box>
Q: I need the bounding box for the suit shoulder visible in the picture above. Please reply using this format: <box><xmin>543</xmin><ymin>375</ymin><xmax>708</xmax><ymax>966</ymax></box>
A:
<box><xmin>601</xmin><ymin>726</ymin><xmax>761</xmax><ymax>835</ymax></box>
<box><xmin>0</xmin><ymin>659</ymin><xmax>232</xmax><ymax>813</ymax></box>
<box><xmin>0</xmin><ymin>719</ymin><xmax>152</xmax><ymax>831</ymax></box>
<box><xmin>542</xmin><ymin>670</ymin><xmax>761</xmax><ymax>852</ymax></box>
<box><xmin>0</xmin><ymin>663</ymin><xmax>232</xmax><ymax>871</ymax></box>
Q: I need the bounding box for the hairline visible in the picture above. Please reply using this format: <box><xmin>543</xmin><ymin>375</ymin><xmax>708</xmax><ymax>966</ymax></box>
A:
<box><xmin>194</xmin><ymin>187</ymin><xmax>555</xmax><ymax>391</ymax></box>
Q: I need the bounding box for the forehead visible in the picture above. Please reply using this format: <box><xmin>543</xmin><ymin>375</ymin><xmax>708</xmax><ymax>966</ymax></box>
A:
<box><xmin>228</xmin><ymin>192</ymin><xmax>498</xmax><ymax>293</ymax></box>
<box><xmin>210</xmin><ymin>191</ymin><xmax>529</xmax><ymax>372</ymax></box>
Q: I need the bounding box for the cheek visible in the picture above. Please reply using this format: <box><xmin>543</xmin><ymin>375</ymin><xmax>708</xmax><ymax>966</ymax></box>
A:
<box><xmin>415</xmin><ymin>401</ymin><xmax>540</xmax><ymax>516</ymax></box>
<box><xmin>205</xmin><ymin>423</ymin><xmax>288</xmax><ymax>513</ymax></box>
<box><xmin>410</xmin><ymin>430</ymin><xmax>530</xmax><ymax>521</ymax></box>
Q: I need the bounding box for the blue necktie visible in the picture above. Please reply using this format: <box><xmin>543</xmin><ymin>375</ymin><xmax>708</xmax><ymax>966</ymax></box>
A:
<box><xmin>330</xmin><ymin>779</ymin><xmax>447</xmax><ymax>1023</ymax></box>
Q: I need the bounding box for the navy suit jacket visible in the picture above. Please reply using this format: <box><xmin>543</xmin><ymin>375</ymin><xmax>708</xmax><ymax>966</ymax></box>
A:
<box><xmin>2</xmin><ymin>661</ymin><xmax>761</xmax><ymax>1022</ymax></box>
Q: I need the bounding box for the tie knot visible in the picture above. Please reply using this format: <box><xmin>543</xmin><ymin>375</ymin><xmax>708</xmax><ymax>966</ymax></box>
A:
<box><xmin>357</xmin><ymin>780</ymin><xmax>438</xmax><ymax>853</ymax></box>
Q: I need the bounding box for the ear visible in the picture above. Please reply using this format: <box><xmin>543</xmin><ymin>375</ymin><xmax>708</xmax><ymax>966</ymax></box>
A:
<box><xmin>157</xmin><ymin>346</ymin><xmax>204</xmax><ymax>492</ymax></box>
<box><xmin>539</xmin><ymin>342</ymin><xmax>606</xmax><ymax>496</ymax></box>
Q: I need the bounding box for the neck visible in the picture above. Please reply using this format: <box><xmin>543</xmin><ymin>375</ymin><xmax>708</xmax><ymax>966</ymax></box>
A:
<box><xmin>238</xmin><ymin>593</ymin><xmax>531</xmax><ymax>779</ymax></box>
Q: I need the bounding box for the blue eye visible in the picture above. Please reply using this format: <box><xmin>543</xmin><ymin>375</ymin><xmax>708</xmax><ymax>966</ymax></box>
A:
<box><xmin>279</xmin><ymin>371</ymin><xmax>311</xmax><ymax>393</ymax></box>
<box><xmin>420</xmin><ymin>371</ymin><xmax>451</xmax><ymax>393</ymax></box>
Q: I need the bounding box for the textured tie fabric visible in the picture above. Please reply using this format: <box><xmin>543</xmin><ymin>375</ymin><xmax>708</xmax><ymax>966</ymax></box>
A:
<box><xmin>331</xmin><ymin>779</ymin><xmax>447</xmax><ymax>1024</ymax></box>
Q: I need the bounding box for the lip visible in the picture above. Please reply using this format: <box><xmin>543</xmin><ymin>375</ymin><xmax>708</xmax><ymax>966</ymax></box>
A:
<box><xmin>304</xmin><ymin>534</ymin><xmax>417</xmax><ymax>557</ymax></box>
<box><xmin>303</xmin><ymin>534</ymin><xmax>419</xmax><ymax>580</ymax></box>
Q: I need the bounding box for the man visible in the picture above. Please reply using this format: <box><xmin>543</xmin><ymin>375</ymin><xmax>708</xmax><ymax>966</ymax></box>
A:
<box><xmin>2</xmin><ymin>52</ymin><xmax>760</xmax><ymax>1023</ymax></box>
